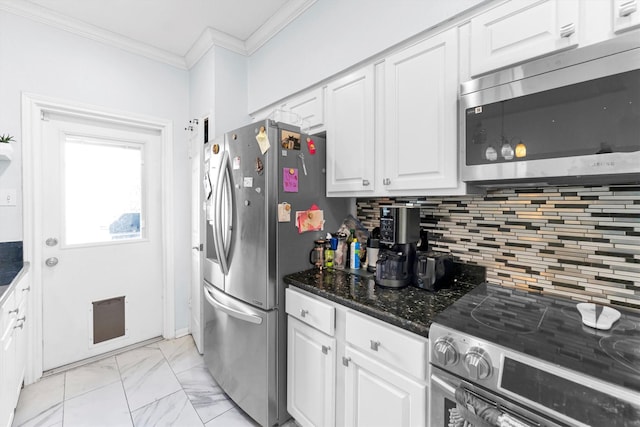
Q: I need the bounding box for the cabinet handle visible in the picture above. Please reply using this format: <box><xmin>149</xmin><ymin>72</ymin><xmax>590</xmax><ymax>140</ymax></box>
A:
<box><xmin>300</xmin><ymin>309</ymin><xmax>308</xmax><ymax>318</ymax></box>
<box><xmin>559</xmin><ymin>23</ymin><xmax>575</xmax><ymax>38</ymax></box>
<box><xmin>619</xmin><ymin>0</ymin><xmax>637</xmax><ymax>17</ymax></box>
<box><xmin>22</xmin><ymin>286</ymin><xmax>31</xmax><ymax>292</ymax></box>
<box><xmin>8</xmin><ymin>308</ymin><xmax>19</xmax><ymax>315</ymax></box>
<box><xmin>362</xmin><ymin>179</ymin><xmax>370</xmax><ymax>187</ymax></box>
<box><xmin>322</xmin><ymin>345</ymin><xmax>330</xmax><ymax>355</ymax></box>
<box><xmin>342</xmin><ymin>356</ymin><xmax>351</xmax><ymax>367</ymax></box>
<box><xmin>370</xmin><ymin>340</ymin><xmax>381</xmax><ymax>351</ymax></box>
<box><xmin>14</xmin><ymin>319</ymin><xmax>25</xmax><ymax>330</ymax></box>
<box><xmin>383</xmin><ymin>178</ymin><xmax>391</xmax><ymax>185</ymax></box>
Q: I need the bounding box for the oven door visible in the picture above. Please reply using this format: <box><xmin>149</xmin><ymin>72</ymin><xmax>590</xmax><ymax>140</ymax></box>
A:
<box><xmin>429</xmin><ymin>366</ymin><xmax>563</xmax><ymax>427</ymax></box>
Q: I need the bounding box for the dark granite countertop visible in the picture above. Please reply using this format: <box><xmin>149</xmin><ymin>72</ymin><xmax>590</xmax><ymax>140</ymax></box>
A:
<box><xmin>283</xmin><ymin>263</ymin><xmax>486</xmax><ymax>338</ymax></box>
<box><xmin>0</xmin><ymin>262</ymin><xmax>29</xmax><ymax>306</ymax></box>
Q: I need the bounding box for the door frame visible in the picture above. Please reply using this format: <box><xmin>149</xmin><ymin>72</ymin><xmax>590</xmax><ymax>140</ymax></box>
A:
<box><xmin>21</xmin><ymin>93</ymin><xmax>176</xmax><ymax>383</ymax></box>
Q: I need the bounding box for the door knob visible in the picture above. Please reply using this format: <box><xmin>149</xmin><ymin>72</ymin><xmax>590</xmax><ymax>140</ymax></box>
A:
<box><xmin>45</xmin><ymin>257</ymin><xmax>59</xmax><ymax>267</ymax></box>
<box><xmin>45</xmin><ymin>237</ymin><xmax>58</xmax><ymax>247</ymax></box>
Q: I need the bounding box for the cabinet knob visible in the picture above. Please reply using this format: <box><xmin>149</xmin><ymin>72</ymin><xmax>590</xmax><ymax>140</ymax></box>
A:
<box><xmin>559</xmin><ymin>23</ymin><xmax>575</xmax><ymax>38</ymax></box>
<box><xmin>342</xmin><ymin>356</ymin><xmax>351</xmax><ymax>367</ymax></box>
<box><xmin>300</xmin><ymin>309</ymin><xmax>309</xmax><ymax>318</ymax></box>
<box><xmin>619</xmin><ymin>0</ymin><xmax>637</xmax><ymax>17</ymax></box>
<box><xmin>370</xmin><ymin>340</ymin><xmax>381</xmax><ymax>351</ymax></box>
<box><xmin>322</xmin><ymin>345</ymin><xmax>330</xmax><ymax>355</ymax></box>
<box><xmin>383</xmin><ymin>178</ymin><xmax>391</xmax><ymax>185</ymax></box>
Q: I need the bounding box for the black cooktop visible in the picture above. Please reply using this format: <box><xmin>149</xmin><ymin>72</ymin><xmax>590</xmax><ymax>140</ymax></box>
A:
<box><xmin>434</xmin><ymin>283</ymin><xmax>640</xmax><ymax>394</ymax></box>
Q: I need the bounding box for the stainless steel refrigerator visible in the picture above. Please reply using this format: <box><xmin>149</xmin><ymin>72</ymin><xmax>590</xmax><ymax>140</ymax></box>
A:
<box><xmin>202</xmin><ymin>121</ymin><xmax>348</xmax><ymax>426</ymax></box>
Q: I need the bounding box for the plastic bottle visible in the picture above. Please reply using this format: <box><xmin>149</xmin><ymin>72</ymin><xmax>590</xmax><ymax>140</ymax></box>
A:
<box><xmin>350</xmin><ymin>237</ymin><xmax>360</xmax><ymax>269</ymax></box>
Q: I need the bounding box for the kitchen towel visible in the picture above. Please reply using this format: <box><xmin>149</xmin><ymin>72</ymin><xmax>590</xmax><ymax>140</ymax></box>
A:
<box><xmin>449</xmin><ymin>387</ymin><xmax>534</xmax><ymax>427</ymax></box>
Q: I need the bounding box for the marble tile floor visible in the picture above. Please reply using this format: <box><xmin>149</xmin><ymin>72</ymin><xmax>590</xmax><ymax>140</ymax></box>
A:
<box><xmin>12</xmin><ymin>335</ymin><xmax>287</xmax><ymax>427</ymax></box>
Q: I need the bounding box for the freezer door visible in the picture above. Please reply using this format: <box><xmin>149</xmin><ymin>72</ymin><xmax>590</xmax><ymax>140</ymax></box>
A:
<box><xmin>224</xmin><ymin>123</ymin><xmax>272</xmax><ymax>308</ymax></box>
<box><xmin>203</xmin><ymin>281</ymin><xmax>279</xmax><ymax>427</ymax></box>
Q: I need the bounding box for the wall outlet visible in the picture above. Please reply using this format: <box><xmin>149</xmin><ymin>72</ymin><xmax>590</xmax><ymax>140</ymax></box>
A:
<box><xmin>0</xmin><ymin>189</ymin><xmax>17</xmax><ymax>206</ymax></box>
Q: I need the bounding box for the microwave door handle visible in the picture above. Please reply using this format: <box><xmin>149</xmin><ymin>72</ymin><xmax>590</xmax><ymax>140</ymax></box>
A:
<box><xmin>203</xmin><ymin>284</ymin><xmax>262</xmax><ymax>325</ymax></box>
<box><xmin>214</xmin><ymin>151</ymin><xmax>230</xmax><ymax>275</ymax></box>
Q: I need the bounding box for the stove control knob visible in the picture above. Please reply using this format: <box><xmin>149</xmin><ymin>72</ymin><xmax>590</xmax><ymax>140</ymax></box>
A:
<box><xmin>464</xmin><ymin>347</ymin><xmax>492</xmax><ymax>380</ymax></box>
<box><xmin>433</xmin><ymin>337</ymin><xmax>459</xmax><ymax>366</ymax></box>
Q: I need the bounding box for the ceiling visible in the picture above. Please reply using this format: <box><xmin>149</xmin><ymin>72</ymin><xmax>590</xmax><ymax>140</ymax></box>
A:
<box><xmin>0</xmin><ymin>0</ymin><xmax>316</xmax><ymax>68</ymax></box>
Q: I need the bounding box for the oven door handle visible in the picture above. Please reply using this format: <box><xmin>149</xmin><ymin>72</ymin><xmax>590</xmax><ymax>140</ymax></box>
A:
<box><xmin>431</xmin><ymin>372</ymin><xmax>458</xmax><ymax>396</ymax></box>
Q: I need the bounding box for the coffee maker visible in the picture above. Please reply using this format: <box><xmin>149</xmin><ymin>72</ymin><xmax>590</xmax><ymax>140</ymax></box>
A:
<box><xmin>375</xmin><ymin>206</ymin><xmax>420</xmax><ymax>288</ymax></box>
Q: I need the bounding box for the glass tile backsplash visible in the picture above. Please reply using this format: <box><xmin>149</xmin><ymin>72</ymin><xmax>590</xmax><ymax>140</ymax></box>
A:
<box><xmin>357</xmin><ymin>184</ymin><xmax>640</xmax><ymax>311</ymax></box>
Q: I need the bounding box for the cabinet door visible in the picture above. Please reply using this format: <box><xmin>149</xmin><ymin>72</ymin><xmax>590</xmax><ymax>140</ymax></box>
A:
<box><xmin>470</xmin><ymin>0</ymin><xmax>580</xmax><ymax>77</ymax></box>
<box><xmin>326</xmin><ymin>66</ymin><xmax>375</xmax><ymax>195</ymax></box>
<box><xmin>281</xmin><ymin>87</ymin><xmax>325</xmax><ymax>133</ymax></box>
<box><xmin>0</xmin><ymin>293</ymin><xmax>17</xmax><ymax>427</ymax></box>
<box><xmin>383</xmin><ymin>28</ymin><xmax>459</xmax><ymax>192</ymax></box>
<box><xmin>343</xmin><ymin>346</ymin><xmax>426</xmax><ymax>427</ymax></box>
<box><xmin>287</xmin><ymin>317</ymin><xmax>336</xmax><ymax>427</ymax></box>
<box><xmin>613</xmin><ymin>0</ymin><xmax>640</xmax><ymax>33</ymax></box>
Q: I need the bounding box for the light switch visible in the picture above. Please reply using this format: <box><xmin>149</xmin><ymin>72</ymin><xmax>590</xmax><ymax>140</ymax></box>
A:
<box><xmin>0</xmin><ymin>189</ymin><xmax>17</xmax><ymax>206</ymax></box>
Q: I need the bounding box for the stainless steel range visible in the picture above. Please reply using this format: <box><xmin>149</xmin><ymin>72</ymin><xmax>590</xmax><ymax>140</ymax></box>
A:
<box><xmin>429</xmin><ymin>284</ymin><xmax>640</xmax><ymax>427</ymax></box>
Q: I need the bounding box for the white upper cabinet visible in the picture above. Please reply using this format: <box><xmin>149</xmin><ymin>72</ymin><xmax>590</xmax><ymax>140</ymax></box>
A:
<box><xmin>325</xmin><ymin>27</ymin><xmax>469</xmax><ymax>197</ymax></box>
<box><xmin>281</xmin><ymin>87</ymin><xmax>326</xmax><ymax>133</ymax></box>
<box><xmin>613</xmin><ymin>0</ymin><xmax>640</xmax><ymax>33</ymax></box>
<box><xmin>383</xmin><ymin>28</ymin><xmax>459</xmax><ymax>193</ymax></box>
<box><xmin>326</xmin><ymin>66</ymin><xmax>376</xmax><ymax>195</ymax></box>
<box><xmin>469</xmin><ymin>0</ymin><xmax>580</xmax><ymax>77</ymax></box>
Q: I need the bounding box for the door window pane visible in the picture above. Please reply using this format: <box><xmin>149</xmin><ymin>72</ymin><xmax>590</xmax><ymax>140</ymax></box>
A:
<box><xmin>64</xmin><ymin>137</ymin><xmax>143</xmax><ymax>245</ymax></box>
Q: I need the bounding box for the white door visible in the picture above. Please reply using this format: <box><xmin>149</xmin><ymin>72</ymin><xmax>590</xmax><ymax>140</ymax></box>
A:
<box><xmin>469</xmin><ymin>0</ymin><xmax>579</xmax><ymax>77</ymax></box>
<box><xmin>41</xmin><ymin>113</ymin><xmax>163</xmax><ymax>371</ymax></box>
<box><xmin>326</xmin><ymin>65</ymin><xmax>376</xmax><ymax>195</ymax></box>
<box><xmin>344</xmin><ymin>346</ymin><xmax>426</xmax><ymax>427</ymax></box>
<box><xmin>287</xmin><ymin>316</ymin><xmax>336</xmax><ymax>427</ymax></box>
<box><xmin>383</xmin><ymin>28</ymin><xmax>459</xmax><ymax>192</ymax></box>
<box><xmin>189</xmin><ymin>118</ymin><xmax>205</xmax><ymax>354</ymax></box>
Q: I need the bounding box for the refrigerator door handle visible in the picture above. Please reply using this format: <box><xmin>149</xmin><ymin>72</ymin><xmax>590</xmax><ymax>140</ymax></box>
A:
<box><xmin>214</xmin><ymin>150</ymin><xmax>230</xmax><ymax>275</ymax></box>
<box><xmin>204</xmin><ymin>284</ymin><xmax>263</xmax><ymax>325</ymax></box>
<box><xmin>221</xmin><ymin>161</ymin><xmax>233</xmax><ymax>264</ymax></box>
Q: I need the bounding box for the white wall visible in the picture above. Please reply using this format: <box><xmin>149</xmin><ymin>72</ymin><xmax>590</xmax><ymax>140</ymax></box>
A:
<box><xmin>0</xmin><ymin>11</ymin><xmax>192</xmax><ymax>330</ymax></box>
<box><xmin>247</xmin><ymin>0</ymin><xmax>485</xmax><ymax>112</ymax></box>
<box><xmin>189</xmin><ymin>45</ymin><xmax>250</xmax><ymax>136</ymax></box>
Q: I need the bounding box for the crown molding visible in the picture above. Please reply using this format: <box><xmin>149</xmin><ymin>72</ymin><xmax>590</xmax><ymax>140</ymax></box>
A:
<box><xmin>185</xmin><ymin>0</ymin><xmax>317</xmax><ymax>67</ymax></box>
<box><xmin>0</xmin><ymin>0</ymin><xmax>317</xmax><ymax>70</ymax></box>
<box><xmin>0</xmin><ymin>0</ymin><xmax>188</xmax><ymax>69</ymax></box>
<box><xmin>245</xmin><ymin>0</ymin><xmax>317</xmax><ymax>55</ymax></box>
<box><xmin>185</xmin><ymin>27</ymin><xmax>246</xmax><ymax>68</ymax></box>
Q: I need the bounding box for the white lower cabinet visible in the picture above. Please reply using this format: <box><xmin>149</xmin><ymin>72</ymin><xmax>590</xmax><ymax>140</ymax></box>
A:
<box><xmin>0</xmin><ymin>270</ymin><xmax>30</xmax><ymax>427</ymax></box>
<box><xmin>343</xmin><ymin>346</ymin><xmax>426</xmax><ymax>427</ymax></box>
<box><xmin>286</xmin><ymin>287</ymin><xmax>428</xmax><ymax>427</ymax></box>
<box><xmin>287</xmin><ymin>316</ymin><xmax>336</xmax><ymax>427</ymax></box>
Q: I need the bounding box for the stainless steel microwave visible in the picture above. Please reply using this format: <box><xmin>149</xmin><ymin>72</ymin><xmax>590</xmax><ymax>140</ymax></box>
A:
<box><xmin>460</xmin><ymin>33</ymin><xmax>640</xmax><ymax>187</ymax></box>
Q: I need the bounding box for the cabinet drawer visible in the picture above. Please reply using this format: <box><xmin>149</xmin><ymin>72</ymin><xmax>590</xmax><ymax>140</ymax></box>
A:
<box><xmin>286</xmin><ymin>288</ymin><xmax>335</xmax><ymax>336</ymax></box>
<box><xmin>345</xmin><ymin>311</ymin><xmax>427</xmax><ymax>380</ymax></box>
